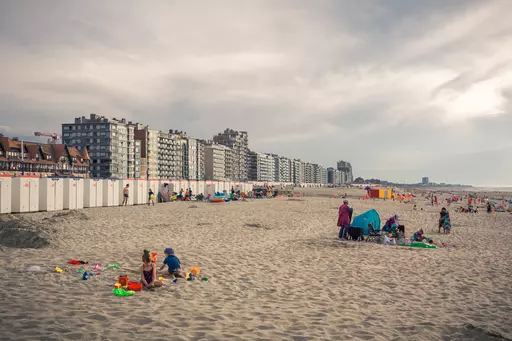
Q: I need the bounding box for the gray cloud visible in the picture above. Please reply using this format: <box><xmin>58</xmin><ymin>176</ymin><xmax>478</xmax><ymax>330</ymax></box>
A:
<box><xmin>0</xmin><ymin>0</ymin><xmax>511</xmax><ymax>186</ymax></box>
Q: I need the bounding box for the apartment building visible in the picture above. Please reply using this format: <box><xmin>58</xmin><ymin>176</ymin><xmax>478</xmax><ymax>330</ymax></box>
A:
<box><xmin>320</xmin><ymin>166</ymin><xmax>328</xmax><ymax>185</ymax></box>
<box><xmin>204</xmin><ymin>141</ymin><xmax>230</xmax><ymax>180</ymax></box>
<box><xmin>278</xmin><ymin>156</ymin><xmax>292</xmax><ymax>182</ymax></box>
<box><xmin>168</xmin><ymin>130</ymin><xmax>205</xmax><ymax>180</ymax></box>
<box><xmin>157</xmin><ymin>131</ymin><xmax>179</xmax><ymax>179</ymax></box>
<box><xmin>328</xmin><ymin>167</ymin><xmax>343</xmax><ymax>186</ymax></box>
<box><xmin>62</xmin><ymin>114</ymin><xmax>134</xmax><ymax>178</ymax></box>
<box><xmin>126</xmin><ymin>124</ymin><xmax>141</xmax><ymax>178</ymax></box>
<box><xmin>312</xmin><ymin>164</ymin><xmax>320</xmax><ymax>184</ymax></box>
<box><xmin>187</xmin><ymin>137</ymin><xmax>205</xmax><ymax>180</ymax></box>
<box><xmin>264</xmin><ymin>153</ymin><xmax>279</xmax><ymax>182</ymax></box>
<box><xmin>248</xmin><ymin>151</ymin><xmax>274</xmax><ymax>182</ymax></box>
<box><xmin>304</xmin><ymin>162</ymin><xmax>313</xmax><ymax>183</ymax></box>
<box><xmin>292</xmin><ymin>159</ymin><xmax>305</xmax><ymax>184</ymax></box>
<box><xmin>134</xmin><ymin>124</ymin><xmax>159</xmax><ymax>179</ymax></box>
<box><xmin>337</xmin><ymin>160</ymin><xmax>353</xmax><ymax>184</ymax></box>
<box><xmin>213</xmin><ymin>129</ymin><xmax>249</xmax><ymax>181</ymax></box>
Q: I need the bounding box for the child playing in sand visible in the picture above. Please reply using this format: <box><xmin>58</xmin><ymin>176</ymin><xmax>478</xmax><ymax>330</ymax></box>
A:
<box><xmin>159</xmin><ymin>248</ymin><xmax>186</xmax><ymax>278</ymax></box>
<box><xmin>141</xmin><ymin>250</ymin><xmax>162</xmax><ymax>289</ymax></box>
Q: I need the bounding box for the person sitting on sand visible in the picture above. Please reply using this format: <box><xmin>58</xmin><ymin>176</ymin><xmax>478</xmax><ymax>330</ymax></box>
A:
<box><xmin>159</xmin><ymin>248</ymin><xmax>186</xmax><ymax>278</ymax></box>
<box><xmin>439</xmin><ymin>207</ymin><xmax>452</xmax><ymax>234</ymax></box>
<box><xmin>412</xmin><ymin>228</ymin><xmax>424</xmax><ymax>241</ymax></box>
<box><xmin>141</xmin><ymin>250</ymin><xmax>162</xmax><ymax>289</ymax></box>
<box><xmin>383</xmin><ymin>214</ymin><xmax>399</xmax><ymax>233</ymax></box>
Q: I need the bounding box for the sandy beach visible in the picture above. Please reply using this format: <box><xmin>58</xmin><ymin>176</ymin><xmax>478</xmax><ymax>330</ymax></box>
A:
<box><xmin>1</xmin><ymin>189</ymin><xmax>511</xmax><ymax>341</ymax></box>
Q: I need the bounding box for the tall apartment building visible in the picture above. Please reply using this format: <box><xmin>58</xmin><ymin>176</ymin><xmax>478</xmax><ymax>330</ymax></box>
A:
<box><xmin>304</xmin><ymin>162</ymin><xmax>313</xmax><ymax>183</ymax></box>
<box><xmin>292</xmin><ymin>159</ymin><xmax>305</xmax><ymax>184</ymax></box>
<box><xmin>312</xmin><ymin>164</ymin><xmax>320</xmax><ymax>184</ymax></box>
<box><xmin>168</xmin><ymin>130</ymin><xmax>205</xmax><ymax>180</ymax></box>
<box><xmin>134</xmin><ymin>124</ymin><xmax>159</xmax><ymax>179</ymax></box>
<box><xmin>157</xmin><ymin>131</ymin><xmax>179</xmax><ymax>179</ymax></box>
<box><xmin>249</xmin><ymin>151</ymin><xmax>274</xmax><ymax>182</ymax></box>
<box><xmin>213</xmin><ymin>129</ymin><xmax>248</xmax><ymax>181</ymax></box>
<box><xmin>320</xmin><ymin>166</ymin><xmax>328</xmax><ymax>185</ymax></box>
<box><xmin>328</xmin><ymin>167</ymin><xmax>343</xmax><ymax>186</ymax></box>
<box><xmin>62</xmin><ymin>114</ymin><xmax>135</xmax><ymax>178</ymax></box>
<box><xmin>133</xmin><ymin>139</ymin><xmax>141</xmax><ymax>178</ymax></box>
<box><xmin>204</xmin><ymin>141</ymin><xmax>230</xmax><ymax>180</ymax></box>
<box><xmin>187</xmin><ymin>137</ymin><xmax>205</xmax><ymax>180</ymax></box>
<box><xmin>264</xmin><ymin>153</ymin><xmax>279</xmax><ymax>182</ymax></box>
<box><xmin>337</xmin><ymin>160</ymin><xmax>353</xmax><ymax>184</ymax></box>
<box><xmin>278</xmin><ymin>156</ymin><xmax>292</xmax><ymax>182</ymax></box>
<box><xmin>171</xmin><ymin>132</ymin><xmax>188</xmax><ymax>179</ymax></box>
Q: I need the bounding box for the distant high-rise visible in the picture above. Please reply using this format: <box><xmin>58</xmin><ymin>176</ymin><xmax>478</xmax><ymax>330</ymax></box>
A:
<box><xmin>213</xmin><ymin>129</ymin><xmax>248</xmax><ymax>181</ymax></box>
<box><xmin>157</xmin><ymin>130</ymin><xmax>179</xmax><ymax>179</ymax></box>
<box><xmin>328</xmin><ymin>167</ymin><xmax>343</xmax><ymax>186</ymax></box>
<box><xmin>422</xmin><ymin>177</ymin><xmax>430</xmax><ymax>185</ymax></box>
<box><xmin>248</xmin><ymin>151</ymin><xmax>273</xmax><ymax>181</ymax></box>
<box><xmin>337</xmin><ymin>160</ymin><xmax>353</xmax><ymax>184</ymax></box>
<box><xmin>134</xmin><ymin>123</ymin><xmax>159</xmax><ymax>179</ymax></box>
<box><xmin>204</xmin><ymin>141</ymin><xmax>230</xmax><ymax>180</ymax></box>
<box><xmin>292</xmin><ymin>159</ymin><xmax>305</xmax><ymax>184</ymax></box>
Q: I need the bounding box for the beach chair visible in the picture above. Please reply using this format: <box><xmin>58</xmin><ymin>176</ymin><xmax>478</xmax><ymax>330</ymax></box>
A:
<box><xmin>366</xmin><ymin>224</ymin><xmax>381</xmax><ymax>243</ymax></box>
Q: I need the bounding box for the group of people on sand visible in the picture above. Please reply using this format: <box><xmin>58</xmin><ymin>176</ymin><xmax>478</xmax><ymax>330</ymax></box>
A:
<box><xmin>121</xmin><ymin>184</ymin><xmax>197</xmax><ymax>206</ymax></box>
<box><xmin>177</xmin><ymin>188</ymin><xmax>193</xmax><ymax>201</ymax></box>
<box><xmin>140</xmin><ymin>248</ymin><xmax>187</xmax><ymax>289</ymax></box>
<box><xmin>336</xmin><ymin>197</ymin><xmax>454</xmax><ymax>242</ymax></box>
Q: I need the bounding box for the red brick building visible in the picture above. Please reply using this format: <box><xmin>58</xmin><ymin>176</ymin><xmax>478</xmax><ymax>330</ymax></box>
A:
<box><xmin>0</xmin><ymin>137</ymin><xmax>90</xmax><ymax>178</ymax></box>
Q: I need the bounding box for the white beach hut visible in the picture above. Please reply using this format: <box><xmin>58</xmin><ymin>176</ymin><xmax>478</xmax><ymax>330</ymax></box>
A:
<box><xmin>205</xmin><ymin>182</ymin><xmax>216</xmax><ymax>197</ymax></box>
<box><xmin>0</xmin><ymin>175</ymin><xmax>12</xmax><ymax>214</ymax></box>
<box><xmin>12</xmin><ymin>176</ymin><xmax>39</xmax><ymax>213</ymax></box>
<box><xmin>39</xmin><ymin>177</ymin><xmax>64</xmax><ymax>212</ymax></box>
<box><xmin>86</xmin><ymin>179</ymin><xmax>104</xmax><ymax>207</ymax></box>
<box><xmin>102</xmin><ymin>179</ymin><xmax>120</xmax><ymax>207</ymax></box>
<box><xmin>63</xmin><ymin>178</ymin><xmax>84</xmax><ymax>210</ymax></box>
<box><xmin>133</xmin><ymin>179</ymin><xmax>148</xmax><ymax>205</ymax></box>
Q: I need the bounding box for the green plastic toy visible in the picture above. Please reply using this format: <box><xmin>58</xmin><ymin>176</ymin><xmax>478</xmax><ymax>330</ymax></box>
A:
<box><xmin>201</xmin><ymin>277</ymin><xmax>208</xmax><ymax>281</ymax></box>
<box><xmin>107</xmin><ymin>264</ymin><xmax>120</xmax><ymax>269</ymax></box>
<box><xmin>112</xmin><ymin>288</ymin><xmax>134</xmax><ymax>297</ymax></box>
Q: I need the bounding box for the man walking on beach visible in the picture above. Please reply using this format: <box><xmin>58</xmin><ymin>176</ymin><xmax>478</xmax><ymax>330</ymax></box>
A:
<box><xmin>122</xmin><ymin>184</ymin><xmax>130</xmax><ymax>206</ymax></box>
<box><xmin>337</xmin><ymin>200</ymin><xmax>352</xmax><ymax>240</ymax></box>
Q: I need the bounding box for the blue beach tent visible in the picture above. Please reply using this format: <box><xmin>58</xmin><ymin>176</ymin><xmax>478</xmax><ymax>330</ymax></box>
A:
<box><xmin>350</xmin><ymin>209</ymin><xmax>381</xmax><ymax>235</ymax></box>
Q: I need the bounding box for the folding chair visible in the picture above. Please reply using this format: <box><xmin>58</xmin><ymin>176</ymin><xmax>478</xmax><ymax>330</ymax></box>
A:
<box><xmin>366</xmin><ymin>223</ymin><xmax>381</xmax><ymax>243</ymax></box>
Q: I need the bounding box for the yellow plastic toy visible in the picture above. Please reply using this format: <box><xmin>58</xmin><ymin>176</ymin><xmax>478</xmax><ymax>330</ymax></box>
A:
<box><xmin>55</xmin><ymin>267</ymin><xmax>63</xmax><ymax>273</ymax></box>
<box><xmin>190</xmin><ymin>267</ymin><xmax>201</xmax><ymax>277</ymax></box>
<box><xmin>185</xmin><ymin>273</ymin><xmax>191</xmax><ymax>280</ymax></box>
<box><xmin>158</xmin><ymin>277</ymin><xmax>168</xmax><ymax>281</ymax></box>
<box><xmin>114</xmin><ymin>283</ymin><xmax>121</xmax><ymax>289</ymax></box>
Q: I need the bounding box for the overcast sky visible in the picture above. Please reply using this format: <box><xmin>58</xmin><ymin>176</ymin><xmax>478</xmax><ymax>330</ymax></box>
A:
<box><xmin>1</xmin><ymin>1</ymin><xmax>511</xmax><ymax>186</ymax></box>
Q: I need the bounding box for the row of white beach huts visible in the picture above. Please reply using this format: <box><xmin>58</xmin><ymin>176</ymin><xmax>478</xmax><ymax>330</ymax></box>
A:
<box><xmin>0</xmin><ymin>175</ymin><xmax>316</xmax><ymax>214</ymax></box>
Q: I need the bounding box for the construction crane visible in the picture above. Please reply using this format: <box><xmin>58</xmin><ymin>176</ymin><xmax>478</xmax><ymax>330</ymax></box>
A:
<box><xmin>34</xmin><ymin>132</ymin><xmax>62</xmax><ymax>144</ymax></box>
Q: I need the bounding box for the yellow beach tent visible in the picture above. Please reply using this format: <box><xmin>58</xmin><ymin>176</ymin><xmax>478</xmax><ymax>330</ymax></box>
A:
<box><xmin>379</xmin><ymin>189</ymin><xmax>392</xmax><ymax>199</ymax></box>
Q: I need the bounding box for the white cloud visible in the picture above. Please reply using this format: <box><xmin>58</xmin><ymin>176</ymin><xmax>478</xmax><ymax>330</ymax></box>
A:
<box><xmin>0</xmin><ymin>0</ymin><xmax>511</xmax><ymax>185</ymax></box>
